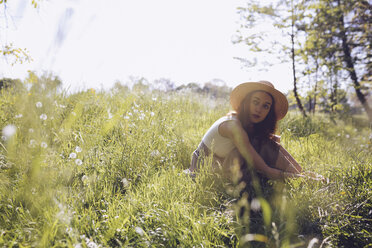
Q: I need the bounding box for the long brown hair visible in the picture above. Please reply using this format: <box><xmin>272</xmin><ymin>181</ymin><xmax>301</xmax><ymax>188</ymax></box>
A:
<box><xmin>236</xmin><ymin>90</ymin><xmax>278</xmax><ymax>139</ymax></box>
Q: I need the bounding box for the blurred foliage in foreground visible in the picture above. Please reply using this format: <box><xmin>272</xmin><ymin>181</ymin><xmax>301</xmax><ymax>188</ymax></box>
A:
<box><xmin>0</xmin><ymin>74</ymin><xmax>371</xmax><ymax>247</ymax></box>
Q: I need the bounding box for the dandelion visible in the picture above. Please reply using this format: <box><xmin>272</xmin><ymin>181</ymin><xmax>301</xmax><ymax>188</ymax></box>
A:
<box><xmin>150</xmin><ymin>111</ymin><xmax>155</xmax><ymax>116</ymax></box>
<box><xmin>15</xmin><ymin>114</ymin><xmax>23</xmax><ymax>118</ymax></box>
<box><xmin>40</xmin><ymin>142</ymin><xmax>48</xmax><ymax>148</ymax></box>
<box><xmin>75</xmin><ymin>159</ymin><xmax>83</xmax><ymax>166</ymax></box>
<box><xmin>345</xmin><ymin>134</ymin><xmax>350</xmax><ymax>139</ymax></box>
<box><xmin>40</xmin><ymin>114</ymin><xmax>47</xmax><ymax>120</ymax></box>
<box><xmin>36</xmin><ymin>102</ymin><xmax>42</xmax><ymax>108</ymax></box>
<box><xmin>75</xmin><ymin>146</ymin><xmax>82</xmax><ymax>153</ymax></box>
<box><xmin>69</xmin><ymin>152</ymin><xmax>77</xmax><ymax>159</ymax></box>
<box><xmin>2</xmin><ymin>124</ymin><xmax>16</xmax><ymax>140</ymax></box>
<box><xmin>337</xmin><ymin>133</ymin><xmax>341</xmax><ymax>137</ymax></box>
<box><xmin>29</xmin><ymin>128</ymin><xmax>34</xmax><ymax>133</ymax></box>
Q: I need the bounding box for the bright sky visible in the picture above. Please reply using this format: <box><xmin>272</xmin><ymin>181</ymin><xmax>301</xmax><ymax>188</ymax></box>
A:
<box><xmin>0</xmin><ymin>0</ymin><xmax>294</xmax><ymax>93</ymax></box>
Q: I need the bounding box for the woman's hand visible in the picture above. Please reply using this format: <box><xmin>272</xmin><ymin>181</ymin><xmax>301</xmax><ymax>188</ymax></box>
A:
<box><xmin>302</xmin><ymin>171</ymin><xmax>328</xmax><ymax>183</ymax></box>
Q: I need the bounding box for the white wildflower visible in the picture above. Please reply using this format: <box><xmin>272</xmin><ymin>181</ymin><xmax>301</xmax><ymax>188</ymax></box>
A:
<box><xmin>251</xmin><ymin>198</ymin><xmax>261</xmax><ymax>211</ymax></box>
<box><xmin>29</xmin><ymin>128</ymin><xmax>34</xmax><ymax>133</ymax></box>
<box><xmin>150</xmin><ymin>112</ymin><xmax>155</xmax><ymax>116</ymax></box>
<box><xmin>2</xmin><ymin>124</ymin><xmax>16</xmax><ymax>140</ymax></box>
<box><xmin>345</xmin><ymin>134</ymin><xmax>350</xmax><ymax>139</ymax></box>
<box><xmin>75</xmin><ymin>159</ymin><xmax>83</xmax><ymax>166</ymax></box>
<box><xmin>69</xmin><ymin>152</ymin><xmax>77</xmax><ymax>159</ymax></box>
<box><xmin>139</xmin><ymin>113</ymin><xmax>145</xmax><ymax>120</ymax></box>
<box><xmin>75</xmin><ymin>146</ymin><xmax>82</xmax><ymax>153</ymax></box>
<box><xmin>135</xmin><ymin>226</ymin><xmax>145</xmax><ymax>236</ymax></box>
<box><xmin>36</xmin><ymin>102</ymin><xmax>42</xmax><ymax>108</ymax></box>
<box><xmin>150</xmin><ymin>150</ymin><xmax>160</xmax><ymax>157</ymax></box>
<box><xmin>15</xmin><ymin>114</ymin><xmax>23</xmax><ymax>118</ymax></box>
<box><xmin>40</xmin><ymin>114</ymin><xmax>47</xmax><ymax>120</ymax></box>
<box><xmin>29</xmin><ymin>139</ymin><xmax>37</xmax><ymax>148</ymax></box>
<box><xmin>81</xmin><ymin>175</ymin><xmax>88</xmax><ymax>182</ymax></box>
<box><xmin>122</xmin><ymin>178</ymin><xmax>129</xmax><ymax>187</ymax></box>
<box><xmin>107</xmin><ymin>109</ymin><xmax>113</xmax><ymax>119</ymax></box>
<box><xmin>40</xmin><ymin>142</ymin><xmax>48</xmax><ymax>148</ymax></box>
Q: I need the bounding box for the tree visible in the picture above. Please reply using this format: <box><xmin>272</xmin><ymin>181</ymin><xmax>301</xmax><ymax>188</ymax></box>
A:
<box><xmin>0</xmin><ymin>0</ymin><xmax>41</xmax><ymax>64</ymax></box>
<box><xmin>235</xmin><ymin>0</ymin><xmax>308</xmax><ymax>117</ymax></box>
<box><xmin>298</xmin><ymin>0</ymin><xmax>372</xmax><ymax>122</ymax></box>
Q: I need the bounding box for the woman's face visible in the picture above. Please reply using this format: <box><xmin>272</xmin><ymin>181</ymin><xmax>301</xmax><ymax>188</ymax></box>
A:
<box><xmin>245</xmin><ymin>91</ymin><xmax>273</xmax><ymax>124</ymax></box>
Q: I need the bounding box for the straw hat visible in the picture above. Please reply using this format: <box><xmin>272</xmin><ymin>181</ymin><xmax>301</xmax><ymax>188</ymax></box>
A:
<box><xmin>230</xmin><ymin>80</ymin><xmax>288</xmax><ymax>120</ymax></box>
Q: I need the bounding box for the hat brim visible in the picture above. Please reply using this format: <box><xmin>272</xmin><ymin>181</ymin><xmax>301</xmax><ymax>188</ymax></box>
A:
<box><xmin>230</xmin><ymin>82</ymin><xmax>288</xmax><ymax>120</ymax></box>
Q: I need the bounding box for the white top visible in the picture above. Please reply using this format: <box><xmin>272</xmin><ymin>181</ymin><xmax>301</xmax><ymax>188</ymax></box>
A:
<box><xmin>202</xmin><ymin>115</ymin><xmax>238</xmax><ymax>158</ymax></box>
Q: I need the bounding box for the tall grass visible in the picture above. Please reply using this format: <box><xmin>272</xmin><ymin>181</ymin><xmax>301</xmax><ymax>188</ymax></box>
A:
<box><xmin>0</xmin><ymin>81</ymin><xmax>371</xmax><ymax>247</ymax></box>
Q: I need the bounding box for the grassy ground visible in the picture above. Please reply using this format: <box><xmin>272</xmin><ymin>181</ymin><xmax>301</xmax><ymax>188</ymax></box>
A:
<box><xmin>0</xmin><ymin>81</ymin><xmax>371</xmax><ymax>247</ymax></box>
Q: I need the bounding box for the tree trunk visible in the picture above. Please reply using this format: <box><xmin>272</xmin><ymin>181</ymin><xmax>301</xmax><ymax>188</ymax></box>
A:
<box><xmin>338</xmin><ymin>1</ymin><xmax>372</xmax><ymax>122</ymax></box>
<box><xmin>290</xmin><ymin>2</ymin><xmax>307</xmax><ymax>117</ymax></box>
<box><xmin>313</xmin><ymin>57</ymin><xmax>319</xmax><ymax>114</ymax></box>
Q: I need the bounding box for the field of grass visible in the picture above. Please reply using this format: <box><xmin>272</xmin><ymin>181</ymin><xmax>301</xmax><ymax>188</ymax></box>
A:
<box><xmin>0</xmin><ymin>80</ymin><xmax>371</xmax><ymax>247</ymax></box>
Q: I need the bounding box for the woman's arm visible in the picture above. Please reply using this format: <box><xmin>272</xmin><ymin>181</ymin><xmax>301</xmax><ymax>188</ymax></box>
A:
<box><xmin>274</xmin><ymin>145</ymin><xmax>303</xmax><ymax>173</ymax></box>
<box><xmin>219</xmin><ymin>120</ymin><xmax>299</xmax><ymax>180</ymax></box>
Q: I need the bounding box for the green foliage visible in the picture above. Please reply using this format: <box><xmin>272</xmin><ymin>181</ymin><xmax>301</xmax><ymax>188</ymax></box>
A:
<box><xmin>0</xmin><ymin>76</ymin><xmax>371</xmax><ymax>247</ymax></box>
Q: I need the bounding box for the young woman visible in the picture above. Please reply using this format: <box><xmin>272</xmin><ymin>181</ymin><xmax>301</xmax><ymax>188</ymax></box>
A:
<box><xmin>189</xmin><ymin>81</ymin><xmax>305</xmax><ymax>181</ymax></box>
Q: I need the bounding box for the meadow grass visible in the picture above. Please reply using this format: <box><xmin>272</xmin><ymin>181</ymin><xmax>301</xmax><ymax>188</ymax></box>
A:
<box><xmin>0</xmin><ymin>81</ymin><xmax>371</xmax><ymax>247</ymax></box>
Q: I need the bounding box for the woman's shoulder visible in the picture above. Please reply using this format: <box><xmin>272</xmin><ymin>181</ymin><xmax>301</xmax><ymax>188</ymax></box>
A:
<box><xmin>218</xmin><ymin>115</ymin><xmax>243</xmax><ymax>138</ymax></box>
